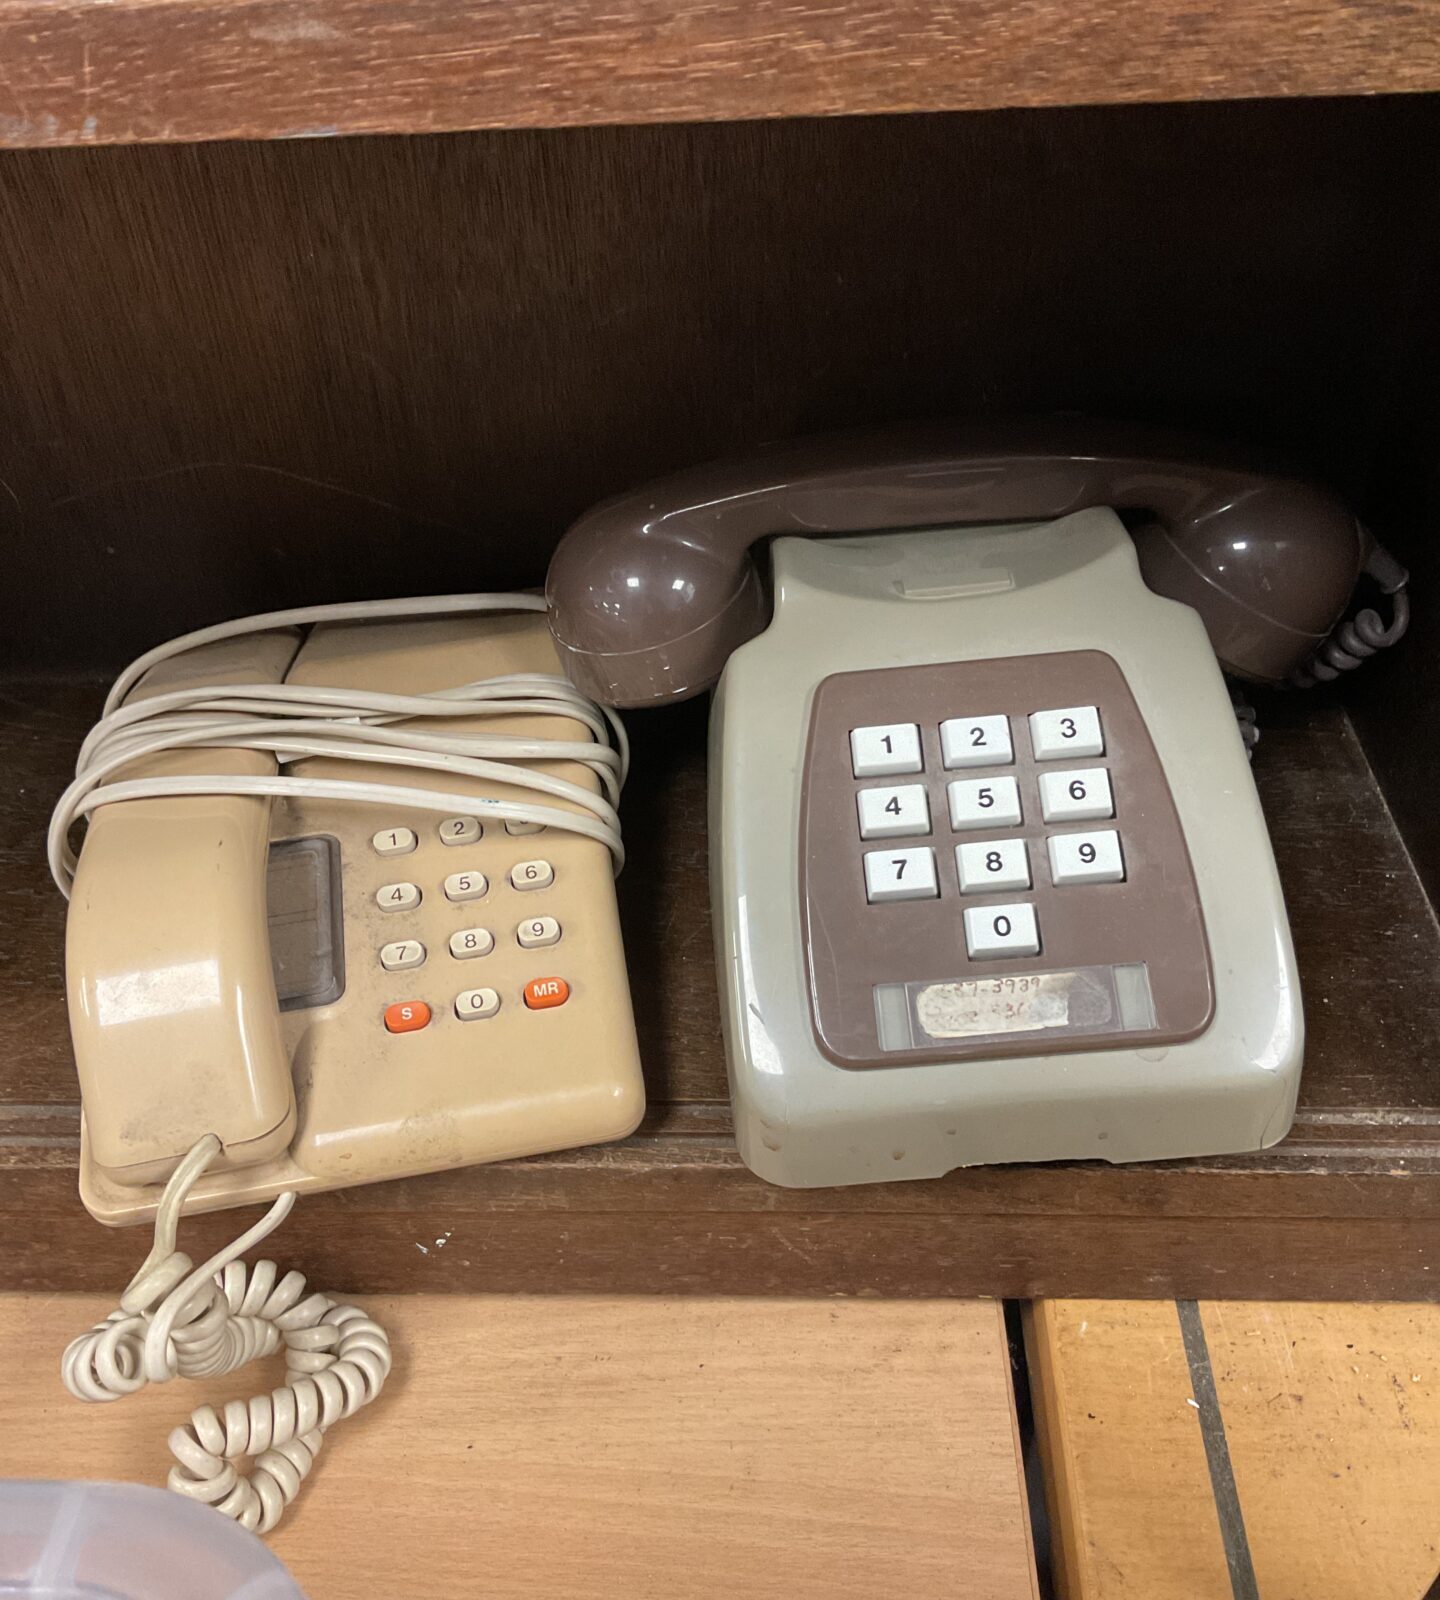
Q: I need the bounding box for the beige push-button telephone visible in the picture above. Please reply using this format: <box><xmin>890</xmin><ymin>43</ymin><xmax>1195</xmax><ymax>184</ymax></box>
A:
<box><xmin>56</xmin><ymin>600</ymin><xmax>643</xmax><ymax>1221</ymax></box>
<box><xmin>545</xmin><ymin>420</ymin><xmax>1410</xmax><ymax>1188</ymax></box>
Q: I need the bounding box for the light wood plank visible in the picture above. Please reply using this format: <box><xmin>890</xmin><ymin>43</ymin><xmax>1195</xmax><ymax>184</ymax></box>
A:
<box><xmin>0</xmin><ymin>1292</ymin><xmax>1036</xmax><ymax>1600</ymax></box>
<box><xmin>1027</xmin><ymin>1299</ymin><xmax>1440</xmax><ymax>1599</ymax></box>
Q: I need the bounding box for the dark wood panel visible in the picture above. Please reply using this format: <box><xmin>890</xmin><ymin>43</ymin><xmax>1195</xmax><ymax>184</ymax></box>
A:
<box><xmin>2</xmin><ymin>96</ymin><xmax>1439</xmax><ymax>673</ymax></box>
<box><xmin>1</xmin><ymin>0</ymin><xmax>1438</xmax><ymax>150</ymax></box>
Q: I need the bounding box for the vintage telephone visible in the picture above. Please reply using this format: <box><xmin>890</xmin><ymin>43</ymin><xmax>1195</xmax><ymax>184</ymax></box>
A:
<box><xmin>545</xmin><ymin>419</ymin><xmax>1409</xmax><ymax>1188</ymax></box>
<box><xmin>54</xmin><ymin>593</ymin><xmax>645</xmax><ymax>1529</ymax></box>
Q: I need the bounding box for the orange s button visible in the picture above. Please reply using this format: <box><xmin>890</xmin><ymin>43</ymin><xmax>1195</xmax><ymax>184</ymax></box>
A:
<box><xmin>523</xmin><ymin>976</ymin><xmax>570</xmax><ymax>1010</ymax></box>
<box><xmin>384</xmin><ymin>1000</ymin><xmax>432</xmax><ymax>1033</ymax></box>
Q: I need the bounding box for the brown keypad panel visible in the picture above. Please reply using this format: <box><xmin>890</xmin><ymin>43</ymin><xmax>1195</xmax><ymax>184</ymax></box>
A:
<box><xmin>799</xmin><ymin>650</ymin><xmax>1214</xmax><ymax>1069</ymax></box>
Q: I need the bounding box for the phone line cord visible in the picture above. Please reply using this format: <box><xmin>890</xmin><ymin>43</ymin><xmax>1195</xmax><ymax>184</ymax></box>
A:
<box><xmin>60</xmin><ymin>1136</ymin><xmax>390</xmax><ymax>1534</ymax></box>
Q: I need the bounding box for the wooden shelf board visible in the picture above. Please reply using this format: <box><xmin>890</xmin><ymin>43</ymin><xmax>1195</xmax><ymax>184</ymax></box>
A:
<box><xmin>1</xmin><ymin>0</ymin><xmax>1439</xmax><ymax>150</ymax></box>
<box><xmin>3</xmin><ymin>679</ymin><xmax>1439</xmax><ymax>1298</ymax></box>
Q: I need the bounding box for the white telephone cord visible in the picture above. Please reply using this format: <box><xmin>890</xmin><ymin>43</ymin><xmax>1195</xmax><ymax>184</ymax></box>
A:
<box><xmin>61</xmin><ymin>1136</ymin><xmax>390</xmax><ymax>1534</ymax></box>
<box><xmin>49</xmin><ymin>591</ymin><xmax>629</xmax><ymax>896</ymax></box>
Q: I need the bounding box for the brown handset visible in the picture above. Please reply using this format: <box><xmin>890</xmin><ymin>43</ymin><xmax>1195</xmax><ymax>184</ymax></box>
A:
<box><xmin>546</xmin><ymin>419</ymin><xmax>1409</xmax><ymax>705</ymax></box>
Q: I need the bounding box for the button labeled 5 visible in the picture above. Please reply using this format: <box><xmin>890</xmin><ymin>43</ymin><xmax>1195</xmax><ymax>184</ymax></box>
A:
<box><xmin>948</xmin><ymin>775</ymin><xmax>1022</xmax><ymax>830</ymax></box>
<box><xmin>444</xmin><ymin>870</ymin><xmax>488</xmax><ymax>902</ymax></box>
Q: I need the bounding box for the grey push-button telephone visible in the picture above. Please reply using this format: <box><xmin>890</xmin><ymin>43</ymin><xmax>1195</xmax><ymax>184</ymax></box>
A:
<box><xmin>545</xmin><ymin>421</ymin><xmax>1410</xmax><ymax>1187</ymax></box>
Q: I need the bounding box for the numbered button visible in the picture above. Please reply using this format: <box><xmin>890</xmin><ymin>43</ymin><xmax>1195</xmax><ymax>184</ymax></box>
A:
<box><xmin>863</xmin><ymin>847</ymin><xmax>939</xmax><ymax>903</ymax></box>
<box><xmin>956</xmin><ymin>839</ymin><xmax>1031</xmax><ymax>893</ymax></box>
<box><xmin>948</xmin><ymin>775</ymin><xmax>1022</xmax><ymax>830</ymax></box>
<box><xmin>1030</xmin><ymin>706</ymin><xmax>1104</xmax><ymax>760</ymax></box>
<box><xmin>376</xmin><ymin>882</ymin><xmax>421</xmax><ymax>912</ymax></box>
<box><xmin>379</xmin><ymin>940</ymin><xmax>426</xmax><ymax>972</ymax></box>
<box><xmin>518</xmin><ymin>916</ymin><xmax>561</xmax><ymax>949</ymax></box>
<box><xmin>439</xmin><ymin>816</ymin><xmax>481</xmax><ymax>846</ymax></box>
<box><xmin>449</xmin><ymin>927</ymin><xmax>495</xmax><ymax>960</ymax></box>
<box><xmin>1039</xmin><ymin>767</ymin><xmax>1114</xmax><ymax>823</ymax></box>
<box><xmin>857</xmin><ymin>784</ymin><xmax>931</xmax><ymax>840</ymax></box>
<box><xmin>940</xmin><ymin>715</ymin><xmax>1013</xmax><ymax>770</ymax></box>
<box><xmin>1048</xmin><ymin>829</ymin><xmax>1125</xmax><ymax>885</ymax></box>
<box><xmin>455</xmin><ymin>987</ymin><xmax>501</xmax><ymax>1021</ymax></box>
<box><xmin>506</xmin><ymin>820</ymin><xmax>546</xmax><ymax>836</ymax></box>
<box><xmin>444</xmin><ymin>870</ymin><xmax>488</xmax><ymax>902</ymax></box>
<box><xmin>850</xmin><ymin>723</ymin><xmax>923</xmax><ymax>778</ymax></box>
<box><xmin>963</xmin><ymin>902</ymin><xmax>1041</xmax><ymax>959</ymax></box>
<box><xmin>372</xmin><ymin>827</ymin><xmax>417</xmax><ymax>857</ymax></box>
<box><xmin>511</xmin><ymin>859</ymin><xmax>555</xmax><ymax>891</ymax></box>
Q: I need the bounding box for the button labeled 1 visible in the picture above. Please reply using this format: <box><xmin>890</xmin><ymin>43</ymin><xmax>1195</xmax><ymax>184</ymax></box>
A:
<box><xmin>1048</xmin><ymin>829</ymin><xmax>1125</xmax><ymax>884</ymax></box>
<box><xmin>850</xmin><ymin>723</ymin><xmax>922</xmax><ymax>778</ymax></box>
<box><xmin>963</xmin><ymin>902</ymin><xmax>1040</xmax><ymax>959</ymax></box>
<box><xmin>863</xmin><ymin>847</ymin><xmax>938</xmax><ymax>903</ymax></box>
<box><xmin>857</xmin><ymin>784</ymin><xmax>930</xmax><ymax>840</ymax></box>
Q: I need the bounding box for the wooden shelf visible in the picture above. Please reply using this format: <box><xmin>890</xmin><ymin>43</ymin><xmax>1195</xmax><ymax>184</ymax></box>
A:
<box><xmin>5</xmin><ymin>678</ymin><xmax>1438</xmax><ymax>1300</ymax></box>
<box><xmin>1</xmin><ymin>0</ymin><xmax>1438</xmax><ymax>150</ymax></box>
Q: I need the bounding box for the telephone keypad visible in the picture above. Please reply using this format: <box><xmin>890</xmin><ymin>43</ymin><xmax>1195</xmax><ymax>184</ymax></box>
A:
<box><xmin>850</xmin><ymin>722</ymin><xmax>923</xmax><ymax>777</ymax></box>
<box><xmin>948</xmin><ymin>774</ymin><xmax>1023</xmax><ymax>830</ymax></box>
<box><xmin>810</xmin><ymin>653</ymin><xmax>1211</xmax><ymax>1067</ymax></box>
<box><xmin>940</xmin><ymin>714</ymin><xmax>1013</xmax><ymax>769</ymax></box>
<box><xmin>857</xmin><ymin>783</ymin><xmax>930</xmax><ymax>840</ymax></box>
<box><xmin>370</xmin><ymin>836</ymin><xmax>576</xmax><ymax>1032</ymax></box>
<box><xmin>372</xmin><ymin>827</ymin><xmax>418</xmax><ymax>856</ymax></box>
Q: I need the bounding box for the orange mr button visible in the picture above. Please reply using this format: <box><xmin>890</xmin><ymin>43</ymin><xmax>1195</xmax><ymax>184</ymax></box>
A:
<box><xmin>523</xmin><ymin>976</ymin><xmax>570</xmax><ymax>1010</ymax></box>
<box><xmin>384</xmin><ymin>1000</ymin><xmax>431</xmax><ymax>1033</ymax></box>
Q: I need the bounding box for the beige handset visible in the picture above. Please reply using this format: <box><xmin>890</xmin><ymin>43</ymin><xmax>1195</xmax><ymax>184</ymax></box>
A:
<box><xmin>63</xmin><ymin>605</ymin><xmax>645</xmax><ymax>1224</ymax></box>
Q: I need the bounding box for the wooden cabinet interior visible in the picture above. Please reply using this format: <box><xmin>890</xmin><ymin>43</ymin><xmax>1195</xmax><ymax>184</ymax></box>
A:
<box><xmin>1</xmin><ymin>92</ymin><xmax>1437</xmax><ymax>1295</ymax></box>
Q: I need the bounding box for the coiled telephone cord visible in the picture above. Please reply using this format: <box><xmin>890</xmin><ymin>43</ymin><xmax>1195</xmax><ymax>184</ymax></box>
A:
<box><xmin>61</xmin><ymin>1136</ymin><xmax>390</xmax><ymax>1534</ymax></box>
